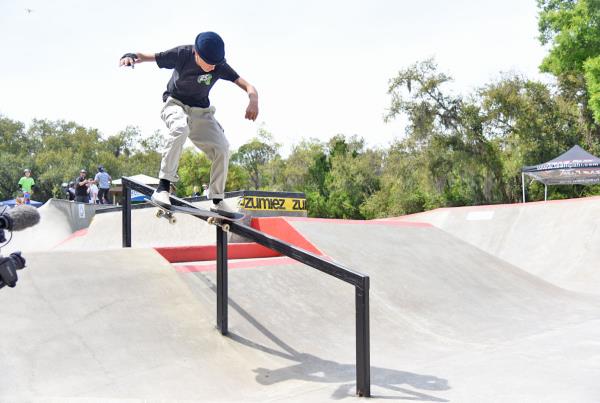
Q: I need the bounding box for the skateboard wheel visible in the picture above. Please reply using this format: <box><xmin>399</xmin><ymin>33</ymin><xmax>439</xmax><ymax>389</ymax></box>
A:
<box><xmin>222</xmin><ymin>224</ymin><xmax>230</xmax><ymax>232</ymax></box>
<box><xmin>169</xmin><ymin>217</ymin><xmax>177</xmax><ymax>224</ymax></box>
<box><xmin>156</xmin><ymin>210</ymin><xmax>164</xmax><ymax>218</ymax></box>
<box><xmin>207</xmin><ymin>217</ymin><xmax>215</xmax><ymax>225</ymax></box>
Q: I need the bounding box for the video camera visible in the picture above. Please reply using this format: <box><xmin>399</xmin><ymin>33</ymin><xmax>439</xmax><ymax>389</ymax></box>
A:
<box><xmin>0</xmin><ymin>252</ymin><xmax>26</xmax><ymax>289</ymax></box>
<box><xmin>0</xmin><ymin>205</ymin><xmax>41</xmax><ymax>290</ymax></box>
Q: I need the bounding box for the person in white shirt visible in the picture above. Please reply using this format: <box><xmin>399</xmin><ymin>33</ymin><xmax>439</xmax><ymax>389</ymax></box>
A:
<box><xmin>88</xmin><ymin>182</ymin><xmax>99</xmax><ymax>204</ymax></box>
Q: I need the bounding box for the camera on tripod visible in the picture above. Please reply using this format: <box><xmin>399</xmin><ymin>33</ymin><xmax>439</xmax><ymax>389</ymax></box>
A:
<box><xmin>0</xmin><ymin>249</ymin><xmax>26</xmax><ymax>289</ymax></box>
<box><xmin>0</xmin><ymin>226</ymin><xmax>27</xmax><ymax>289</ymax></box>
<box><xmin>0</xmin><ymin>204</ymin><xmax>40</xmax><ymax>290</ymax></box>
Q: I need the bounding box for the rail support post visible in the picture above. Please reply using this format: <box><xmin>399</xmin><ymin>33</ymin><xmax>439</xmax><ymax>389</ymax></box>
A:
<box><xmin>356</xmin><ymin>276</ymin><xmax>371</xmax><ymax>397</ymax></box>
<box><xmin>122</xmin><ymin>185</ymin><xmax>132</xmax><ymax>248</ymax></box>
<box><xmin>216</xmin><ymin>225</ymin><xmax>228</xmax><ymax>335</ymax></box>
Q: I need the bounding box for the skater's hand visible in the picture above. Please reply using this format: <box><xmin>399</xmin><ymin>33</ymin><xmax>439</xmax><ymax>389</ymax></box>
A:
<box><xmin>119</xmin><ymin>56</ymin><xmax>137</xmax><ymax>68</ymax></box>
<box><xmin>245</xmin><ymin>100</ymin><xmax>259</xmax><ymax>121</ymax></box>
<box><xmin>119</xmin><ymin>53</ymin><xmax>139</xmax><ymax>69</ymax></box>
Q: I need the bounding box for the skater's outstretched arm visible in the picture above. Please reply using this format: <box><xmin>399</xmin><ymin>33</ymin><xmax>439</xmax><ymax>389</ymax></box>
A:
<box><xmin>119</xmin><ymin>52</ymin><xmax>156</xmax><ymax>68</ymax></box>
<box><xmin>235</xmin><ymin>77</ymin><xmax>259</xmax><ymax>121</ymax></box>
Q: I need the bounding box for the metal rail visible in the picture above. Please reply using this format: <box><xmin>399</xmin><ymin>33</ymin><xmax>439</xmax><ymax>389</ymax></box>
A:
<box><xmin>121</xmin><ymin>177</ymin><xmax>370</xmax><ymax>397</ymax></box>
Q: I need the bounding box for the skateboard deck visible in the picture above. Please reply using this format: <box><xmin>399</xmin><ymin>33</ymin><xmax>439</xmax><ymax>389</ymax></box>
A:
<box><xmin>148</xmin><ymin>199</ymin><xmax>244</xmax><ymax>231</ymax></box>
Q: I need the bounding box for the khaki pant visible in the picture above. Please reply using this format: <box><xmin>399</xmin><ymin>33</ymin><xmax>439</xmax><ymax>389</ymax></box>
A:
<box><xmin>159</xmin><ymin>97</ymin><xmax>229</xmax><ymax>200</ymax></box>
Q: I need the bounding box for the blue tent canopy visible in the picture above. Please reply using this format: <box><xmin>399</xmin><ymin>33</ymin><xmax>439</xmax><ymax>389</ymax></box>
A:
<box><xmin>130</xmin><ymin>190</ymin><xmax>149</xmax><ymax>203</ymax></box>
<box><xmin>0</xmin><ymin>199</ymin><xmax>43</xmax><ymax>207</ymax></box>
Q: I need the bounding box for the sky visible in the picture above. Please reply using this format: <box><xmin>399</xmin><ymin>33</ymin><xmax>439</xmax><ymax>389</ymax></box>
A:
<box><xmin>0</xmin><ymin>0</ymin><xmax>550</xmax><ymax>155</ymax></box>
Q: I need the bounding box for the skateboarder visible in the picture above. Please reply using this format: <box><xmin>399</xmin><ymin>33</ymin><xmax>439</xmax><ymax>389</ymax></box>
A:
<box><xmin>119</xmin><ymin>31</ymin><xmax>259</xmax><ymax>214</ymax></box>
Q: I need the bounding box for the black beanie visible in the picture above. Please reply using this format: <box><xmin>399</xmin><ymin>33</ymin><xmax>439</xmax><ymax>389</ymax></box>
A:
<box><xmin>194</xmin><ymin>31</ymin><xmax>226</xmax><ymax>65</ymax></box>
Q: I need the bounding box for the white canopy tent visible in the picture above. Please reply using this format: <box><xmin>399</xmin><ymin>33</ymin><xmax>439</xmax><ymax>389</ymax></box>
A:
<box><xmin>112</xmin><ymin>174</ymin><xmax>160</xmax><ymax>186</ymax></box>
<box><xmin>110</xmin><ymin>174</ymin><xmax>160</xmax><ymax>204</ymax></box>
<box><xmin>521</xmin><ymin>145</ymin><xmax>600</xmax><ymax>202</ymax></box>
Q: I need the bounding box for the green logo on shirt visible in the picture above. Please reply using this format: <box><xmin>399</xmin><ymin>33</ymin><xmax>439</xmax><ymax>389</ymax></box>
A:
<box><xmin>198</xmin><ymin>74</ymin><xmax>213</xmax><ymax>86</ymax></box>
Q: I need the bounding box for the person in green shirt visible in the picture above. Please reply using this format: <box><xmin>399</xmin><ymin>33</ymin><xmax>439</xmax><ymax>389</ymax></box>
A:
<box><xmin>18</xmin><ymin>169</ymin><xmax>35</xmax><ymax>204</ymax></box>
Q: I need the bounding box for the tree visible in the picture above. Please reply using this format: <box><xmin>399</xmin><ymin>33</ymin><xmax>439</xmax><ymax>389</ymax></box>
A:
<box><xmin>0</xmin><ymin>117</ymin><xmax>168</xmax><ymax>202</ymax></box>
<box><xmin>322</xmin><ymin>136</ymin><xmax>382</xmax><ymax>219</ymax></box>
<box><xmin>382</xmin><ymin>59</ymin><xmax>507</xmax><ymax>210</ymax></box>
<box><xmin>585</xmin><ymin>56</ymin><xmax>600</xmax><ymax>123</ymax></box>
<box><xmin>0</xmin><ymin>117</ymin><xmax>28</xmax><ymax>199</ymax></box>
<box><xmin>478</xmin><ymin>74</ymin><xmax>585</xmax><ymax>201</ymax></box>
<box><xmin>537</xmin><ymin>0</ymin><xmax>600</xmax><ymax>138</ymax></box>
<box><xmin>175</xmin><ymin>148</ymin><xmax>212</xmax><ymax>197</ymax></box>
<box><xmin>361</xmin><ymin>142</ymin><xmax>435</xmax><ymax>218</ymax></box>
<box><xmin>231</xmin><ymin>127</ymin><xmax>280</xmax><ymax>189</ymax></box>
<box><xmin>105</xmin><ymin>126</ymin><xmax>143</xmax><ymax>158</ymax></box>
<box><xmin>378</xmin><ymin>58</ymin><xmax>599</xmax><ymax>211</ymax></box>
<box><xmin>281</xmin><ymin>138</ymin><xmax>327</xmax><ymax>191</ymax></box>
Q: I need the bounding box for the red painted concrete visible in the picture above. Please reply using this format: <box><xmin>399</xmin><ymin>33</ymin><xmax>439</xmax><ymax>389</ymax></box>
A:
<box><xmin>174</xmin><ymin>256</ymin><xmax>299</xmax><ymax>272</ymax></box>
<box><xmin>155</xmin><ymin>242</ymin><xmax>280</xmax><ymax>263</ymax></box>
<box><xmin>250</xmin><ymin>217</ymin><xmax>323</xmax><ymax>255</ymax></box>
<box><xmin>52</xmin><ymin>228</ymin><xmax>88</xmax><ymax>249</ymax></box>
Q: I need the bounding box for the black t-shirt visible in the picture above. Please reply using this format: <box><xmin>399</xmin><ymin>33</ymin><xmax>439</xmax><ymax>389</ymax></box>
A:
<box><xmin>75</xmin><ymin>176</ymin><xmax>88</xmax><ymax>196</ymax></box>
<box><xmin>155</xmin><ymin>45</ymin><xmax>240</xmax><ymax>108</ymax></box>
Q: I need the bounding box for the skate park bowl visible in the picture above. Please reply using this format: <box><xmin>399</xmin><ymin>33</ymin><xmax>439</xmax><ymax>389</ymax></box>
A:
<box><xmin>1</xmin><ymin>191</ymin><xmax>600</xmax><ymax>402</ymax></box>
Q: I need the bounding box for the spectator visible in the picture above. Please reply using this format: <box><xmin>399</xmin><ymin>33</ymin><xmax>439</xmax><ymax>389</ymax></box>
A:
<box><xmin>17</xmin><ymin>168</ymin><xmax>35</xmax><ymax>205</ymax></box>
<box><xmin>88</xmin><ymin>181</ymin><xmax>99</xmax><ymax>204</ymax></box>
<box><xmin>67</xmin><ymin>182</ymin><xmax>76</xmax><ymax>201</ymax></box>
<box><xmin>192</xmin><ymin>185</ymin><xmax>201</xmax><ymax>197</ymax></box>
<box><xmin>202</xmin><ymin>183</ymin><xmax>209</xmax><ymax>197</ymax></box>
<box><xmin>74</xmin><ymin>169</ymin><xmax>90</xmax><ymax>203</ymax></box>
<box><xmin>94</xmin><ymin>165</ymin><xmax>112</xmax><ymax>204</ymax></box>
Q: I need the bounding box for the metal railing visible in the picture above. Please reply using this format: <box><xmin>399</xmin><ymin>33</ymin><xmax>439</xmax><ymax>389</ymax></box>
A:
<box><xmin>121</xmin><ymin>177</ymin><xmax>371</xmax><ymax>397</ymax></box>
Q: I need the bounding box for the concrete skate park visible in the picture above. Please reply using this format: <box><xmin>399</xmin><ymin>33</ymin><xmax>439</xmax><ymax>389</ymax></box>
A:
<box><xmin>1</xmin><ymin>180</ymin><xmax>600</xmax><ymax>402</ymax></box>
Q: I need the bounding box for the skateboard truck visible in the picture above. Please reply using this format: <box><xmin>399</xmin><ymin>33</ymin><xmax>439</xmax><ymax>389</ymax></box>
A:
<box><xmin>155</xmin><ymin>207</ymin><xmax>177</xmax><ymax>224</ymax></box>
<box><xmin>206</xmin><ymin>217</ymin><xmax>231</xmax><ymax>232</ymax></box>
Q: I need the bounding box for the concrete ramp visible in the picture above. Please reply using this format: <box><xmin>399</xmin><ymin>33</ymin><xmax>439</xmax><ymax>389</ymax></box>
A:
<box><xmin>285</xmin><ymin>219</ymin><xmax>599</xmax><ymax>342</ymax></box>
<box><xmin>276</xmin><ymin>218</ymin><xmax>600</xmax><ymax>401</ymax></box>
<box><xmin>53</xmin><ymin>197</ymin><xmax>243</xmax><ymax>251</ymax></box>
<box><xmin>2</xmin><ymin>248</ymin><xmax>359</xmax><ymax>402</ymax></box>
<box><xmin>172</xmin><ymin>218</ymin><xmax>600</xmax><ymax>401</ymax></box>
<box><xmin>3</xmin><ymin>204</ymin><xmax>600</xmax><ymax>401</ymax></box>
<box><xmin>4</xmin><ymin>197</ymin><xmax>245</xmax><ymax>253</ymax></box>
<box><xmin>3</xmin><ymin>199</ymin><xmax>104</xmax><ymax>254</ymax></box>
<box><xmin>386</xmin><ymin>197</ymin><xmax>600</xmax><ymax>294</ymax></box>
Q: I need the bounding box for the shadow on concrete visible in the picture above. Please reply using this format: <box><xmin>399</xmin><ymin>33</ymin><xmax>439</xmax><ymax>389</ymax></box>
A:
<box><xmin>195</xmin><ymin>272</ymin><xmax>450</xmax><ymax>401</ymax></box>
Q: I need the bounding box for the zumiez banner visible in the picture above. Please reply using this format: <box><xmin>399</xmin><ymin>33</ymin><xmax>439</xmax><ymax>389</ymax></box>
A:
<box><xmin>239</xmin><ymin>195</ymin><xmax>307</xmax><ymax>212</ymax></box>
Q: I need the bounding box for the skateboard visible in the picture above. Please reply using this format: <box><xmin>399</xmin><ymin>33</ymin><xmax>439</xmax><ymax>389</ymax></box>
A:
<box><xmin>148</xmin><ymin>199</ymin><xmax>245</xmax><ymax>232</ymax></box>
